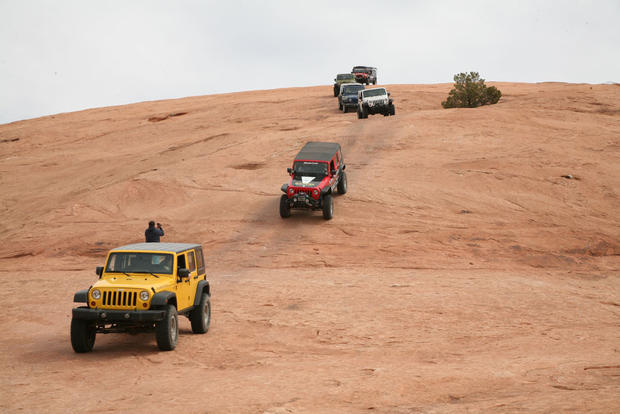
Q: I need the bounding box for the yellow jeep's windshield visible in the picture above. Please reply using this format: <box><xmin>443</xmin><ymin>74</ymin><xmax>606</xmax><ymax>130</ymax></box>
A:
<box><xmin>105</xmin><ymin>252</ymin><xmax>174</xmax><ymax>275</ymax></box>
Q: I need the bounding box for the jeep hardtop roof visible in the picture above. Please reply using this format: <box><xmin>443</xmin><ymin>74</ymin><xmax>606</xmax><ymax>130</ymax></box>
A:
<box><xmin>352</xmin><ymin>66</ymin><xmax>376</xmax><ymax>71</ymax></box>
<box><xmin>111</xmin><ymin>242</ymin><xmax>201</xmax><ymax>253</ymax></box>
<box><xmin>295</xmin><ymin>142</ymin><xmax>341</xmax><ymax>162</ymax></box>
<box><xmin>362</xmin><ymin>87</ymin><xmax>387</xmax><ymax>95</ymax></box>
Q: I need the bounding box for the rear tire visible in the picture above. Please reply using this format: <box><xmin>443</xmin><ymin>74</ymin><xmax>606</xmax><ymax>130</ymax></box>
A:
<box><xmin>333</xmin><ymin>85</ymin><xmax>339</xmax><ymax>97</ymax></box>
<box><xmin>322</xmin><ymin>194</ymin><xmax>334</xmax><ymax>220</ymax></box>
<box><xmin>280</xmin><ymin>194</ymin><xmax>291</xmax><ymax>218</ymax></box>
<box><xmin>190</xmin><ymin>293</ymin><xmax>211</xmax><ymax>334</ymax></box>
<box><xmin>337</xmin><ymin>171</ymin><xmax>348</xmax><ymax>195</ymax></box>
<box><xmin>70</xmin><ymin>317</ymin><xmax>96</xmax><ymax>353</ymax></box>
<box><xmin>156</xmin><ymin>305</ymin><xmax>178</xmax><ymax>351</ymax></box>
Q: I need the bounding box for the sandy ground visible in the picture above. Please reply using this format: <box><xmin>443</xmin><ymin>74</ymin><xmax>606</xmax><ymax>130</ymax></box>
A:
<box><xmin>0</xmin><ymin>82</ymin><xmax>619</xmax><ymax>413</ymax></box>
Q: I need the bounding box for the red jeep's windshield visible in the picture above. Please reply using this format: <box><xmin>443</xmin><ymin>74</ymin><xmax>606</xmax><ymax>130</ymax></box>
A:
<box><xmin>293</xmin><ymin>161</ymin><xmax>328</xmax><ymax>178</ymax></box>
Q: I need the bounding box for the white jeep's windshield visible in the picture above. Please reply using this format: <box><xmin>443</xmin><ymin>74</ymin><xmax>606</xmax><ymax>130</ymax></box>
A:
<box><xmin>106</xmin><ymin>252</ymin><xmax>174</xmax><ymax>275</ymax></box>
<box><xmin>363</xmin><ymin>89</ymin><xmax>387</xmax><ymax>98</ymax></box>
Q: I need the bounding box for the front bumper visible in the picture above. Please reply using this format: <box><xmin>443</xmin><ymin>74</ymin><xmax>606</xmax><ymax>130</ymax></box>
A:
<box><xmin>363</xmin><ymin>102</ymin><xmax>391</xmax><ymax>114</ymax></box>
<box><xmin>72</xmin><ymin>307</ymin><xmax>166</xmax><ymax>322</ymax></box>
<box><xmin>287</xmin><ymin>192</ymin><xmax>321</xmax><ymax>209</ymax></box>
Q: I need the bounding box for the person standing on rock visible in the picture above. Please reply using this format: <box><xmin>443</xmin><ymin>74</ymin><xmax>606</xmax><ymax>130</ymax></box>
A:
<box><xmin>145</xmin><ymin>221</ymin><xmax>164</xmax><ymax>242</ymax></box>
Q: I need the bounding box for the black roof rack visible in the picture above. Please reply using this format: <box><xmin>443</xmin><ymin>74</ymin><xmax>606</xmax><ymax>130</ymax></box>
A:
<box><xmin>111</xmin><ymin>243</ymin><xmax>200</xmax><ymax>253</ymax></box>
<box><xmin>295</xmin><ymin>142</ymin><xmax>341</xmax><ymax>162</ymax></box>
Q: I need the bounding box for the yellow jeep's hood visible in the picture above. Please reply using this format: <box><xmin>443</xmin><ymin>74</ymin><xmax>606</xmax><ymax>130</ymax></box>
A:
<box><xmin>94</xmin><ymin>274</ymin><xmax>175</xmax><ymax>292</ymax></box>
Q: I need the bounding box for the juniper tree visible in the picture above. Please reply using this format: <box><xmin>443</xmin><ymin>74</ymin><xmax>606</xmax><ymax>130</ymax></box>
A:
<box><xmin>442</xmin><ymin>72</ymin><xmax>501</xmax><ymax>108</ymax></box>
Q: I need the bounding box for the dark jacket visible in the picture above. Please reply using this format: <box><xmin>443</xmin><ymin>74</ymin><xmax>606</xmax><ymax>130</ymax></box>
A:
<box><xmin>145</xmin><ymin>225</ymin><xmax>164</xmax><ymax>242</ymax></box>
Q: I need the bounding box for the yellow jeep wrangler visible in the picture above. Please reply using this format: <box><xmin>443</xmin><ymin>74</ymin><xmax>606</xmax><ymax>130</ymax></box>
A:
<box><xmin>71</xmin><ymin>242</ymin><xmax>211</xmax><ymax>352</ymax></box>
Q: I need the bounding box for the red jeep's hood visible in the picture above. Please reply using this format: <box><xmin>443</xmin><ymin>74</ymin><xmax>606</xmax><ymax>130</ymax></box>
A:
<box><xmin>289</xmin><ymin>175</ymin><xmax>330</xmax><ymax>188</ymax></box>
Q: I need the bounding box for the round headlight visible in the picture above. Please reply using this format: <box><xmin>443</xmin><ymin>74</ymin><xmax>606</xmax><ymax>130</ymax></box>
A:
<box><xmin>140</xmin><ymin>290</ymin><xmax>150</xmax><ymax>301</ymax></box>
<box><xmin>288</xmin><ymin>187</ymin><xmax>295</xmax><ymax>195</ymax></box>
<box><xmin>91</xmin><ymin>289</ymin><xmax>101</xmax><ymax>300</ymax></box>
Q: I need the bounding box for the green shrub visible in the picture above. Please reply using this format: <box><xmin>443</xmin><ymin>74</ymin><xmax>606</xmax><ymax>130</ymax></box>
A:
<box><xmin>441</xmin><ymin>72</ymin><xmax>501</xmax><ymax>108</ymax></box>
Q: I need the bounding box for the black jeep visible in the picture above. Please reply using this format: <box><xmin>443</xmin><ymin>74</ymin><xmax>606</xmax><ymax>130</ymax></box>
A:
<box><xmin>338</xmin><ymin>83</ymin><xmax>365</xmax><ymax>113</ymax></box>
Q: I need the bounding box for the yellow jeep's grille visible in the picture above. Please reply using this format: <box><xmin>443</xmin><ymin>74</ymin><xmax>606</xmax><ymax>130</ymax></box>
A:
<box><xmin>101</xmin><ymin>289</ymin><xmax>137</xmax><ymax>308</ymax></box>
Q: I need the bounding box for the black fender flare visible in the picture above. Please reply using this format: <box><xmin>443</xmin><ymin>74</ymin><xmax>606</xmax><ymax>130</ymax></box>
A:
<box><xmin>151</xmin><ymin>291</ymin><xmax>176</xmax><ymax>309</ymax></box>
<box><xmin>281</xmin><ymin>183</ymin><xmax>289</xmax><ymax>193</ymax></box>
<box><xmin>193</xmin><ymin>280</ymin><xmax>211</xmax><ymax>307</ymax></box>
<box><xmin>73</xmin><ymin>289</ymin><xmax>89</xmax><ymax>303</ymax></box>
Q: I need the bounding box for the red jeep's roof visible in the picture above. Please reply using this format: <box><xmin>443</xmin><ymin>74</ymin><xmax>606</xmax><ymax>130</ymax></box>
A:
<box><xmin>294</xmin><ymin>142</ymin><xmax>341</xmax><ymax>163</ymax></box>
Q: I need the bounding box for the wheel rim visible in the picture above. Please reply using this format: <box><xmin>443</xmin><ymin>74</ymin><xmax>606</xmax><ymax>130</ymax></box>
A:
<box><xmin>170</xmin><ymin>313</ymin><xmax>177</xmax><ymax>341</ymax></box>
<box><xmin>204</xmin><ymin>301</ymin><xmax>210</xmax><ymax>328</ymax></box>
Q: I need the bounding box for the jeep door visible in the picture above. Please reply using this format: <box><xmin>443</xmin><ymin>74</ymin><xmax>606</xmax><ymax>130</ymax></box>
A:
<box><xmin>175</xmin><ymin>250</ymin><xmax>198</xmax><ymax>311</ymax></box>
<box><xmin>329</xmin><ymin>157</ymin><xmax>339</xmax><ymax>191</ymax></box>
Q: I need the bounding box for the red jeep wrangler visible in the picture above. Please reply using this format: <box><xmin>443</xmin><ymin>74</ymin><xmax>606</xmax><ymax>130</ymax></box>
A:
<box><xmin>351</xmin><ymin>66</ymin><xmax>377</xmax><ymax>85</ymax></box>
<box><xmin>280</xmin><ymin>142</ymin><xmax>347</xmax><ymax>220</ymax></box>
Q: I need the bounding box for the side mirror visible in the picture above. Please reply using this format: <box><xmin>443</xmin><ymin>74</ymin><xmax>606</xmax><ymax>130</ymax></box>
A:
<box><xmin>96</xmin><ymin>266</ymin><xmax>103</xmax><ymax>277</ymax></box>
<box><xmin>287</xmin><ymin>167</ymin><xmax>292</xmax><ymax>174</ymax></box>
<box><xmin>388</xmin><ymin>92</ymin><xmax>391</xmax><ymax>96</ymax></box>
<box><xmin>178</xmin><ymin>268</ymin><xmax>190</xmax><ymax>278</ymax></box>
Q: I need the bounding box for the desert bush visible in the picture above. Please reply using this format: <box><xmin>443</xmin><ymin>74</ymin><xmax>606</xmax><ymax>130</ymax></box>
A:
<box><xmin>442</xmin><ymin>72</ymin><xmax>501</xmax><ymax>108</ymax></box>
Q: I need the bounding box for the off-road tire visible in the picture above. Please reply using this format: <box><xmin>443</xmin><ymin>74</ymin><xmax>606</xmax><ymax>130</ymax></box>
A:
<box><xmin>279</xmin><ymin>194</ymin><xmax>291</xmax><ymax>218</ymax></box>
<box><xmin>343</xmin><ymin>105</ymin><xmax>348</xmax><ymax>113</ymax></box>
<box><xmin>71</xmin><ymin>317</ymin><xmax>96</xmax><ymax>353</ymax></box>
<box><xmin>190</xmin><ymin>293</ymin><xmax>211</xmax><ymax>334</ymax></box>
<box><xmin>322</xmin><ymin>194</ymin><xmax>334</xmax><ymax>220</ymax></box>
<box><xmin>337</xmin><ymin>171</ymin><xmax>348</xmax><ymax>195</ymax></box>
<box><xmin>333</xmin><ymin>85</ymin><xmax>339</xmax><ymax>97</ymax></box>
<box><xmin>357</xmin><ymin>108</ymin><xmax>362</xmax><ymax>119</ymax></box>
<box><xmin>156</xmin><ymin>305</ymin><xmax>178</xmax><ymax>351</ymax></box>
<box><xmin>338</xmin><ymin>101</ymin><xmax>343</xmax><ymax>111</ymax></box>
<box><xmin>362</xmin><ymin>107</ymin><xmax>368</xmax><ymax>118</ymax></box>
<box><xmin>389</xmin><ymin>104</ymin><xmax>395</xmax><ymax>116</ymax></box>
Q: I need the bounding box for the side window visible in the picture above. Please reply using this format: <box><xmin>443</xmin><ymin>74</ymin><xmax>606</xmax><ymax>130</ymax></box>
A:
<box><xmin>187</xmin><ymin>250</ymin><xmax>196</xmax><ymax>272</ymax></box>
<box><xmin>195</xmin><ymin>248</ymin><xmax>205</xmax><ymax>273</ymax></box>
<box><xmin>177</xmin><ymin>254</ymin><xmax>186</xmax><ymax>270</ymax></box>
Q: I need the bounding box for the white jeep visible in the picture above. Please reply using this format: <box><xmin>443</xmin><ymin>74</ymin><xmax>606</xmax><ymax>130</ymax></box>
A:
<box><xmin>357</xmin><ymin>87</ymin><xmax>395</xmax><ymax>119</ymax></box>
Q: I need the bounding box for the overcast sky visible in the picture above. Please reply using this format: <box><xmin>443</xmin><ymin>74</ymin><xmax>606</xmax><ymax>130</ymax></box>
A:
<box><xmin>1</xmin><ymin>0</ymin><xmax>619</xmax><ymax>124</ymax></box>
